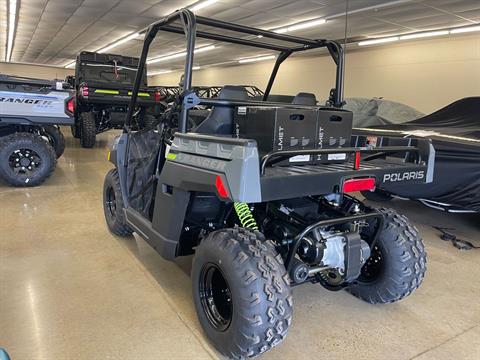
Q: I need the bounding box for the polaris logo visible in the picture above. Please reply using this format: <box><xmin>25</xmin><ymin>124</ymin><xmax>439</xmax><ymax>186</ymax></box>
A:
<box><xmin>0</xmin><ymin>97</ymin><xmax>53</xmax><ymax>105</ymax></box>
<box><xmin>383</xmin><ymin>171</ymin><xmax>425</xmax><ymax>183</ymax></box>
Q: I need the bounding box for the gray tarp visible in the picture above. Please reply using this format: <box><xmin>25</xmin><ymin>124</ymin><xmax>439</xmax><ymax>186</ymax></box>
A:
<box><xmin>343</xmin><ymin>98</ymin><xmax>424</xmax><ymax>127</ymax></box>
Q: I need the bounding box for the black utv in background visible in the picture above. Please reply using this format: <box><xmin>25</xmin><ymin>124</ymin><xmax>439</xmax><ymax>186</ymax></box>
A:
<box><xmin>71</xmin><ymin>51</ymin><xmax>158</xmax><ymax>148</ymax></box>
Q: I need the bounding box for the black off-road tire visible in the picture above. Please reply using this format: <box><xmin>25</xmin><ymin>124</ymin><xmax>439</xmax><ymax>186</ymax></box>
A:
<box><xmin>348</xmin><ymin>208</ymin><xmax>426</xmax><ymax>304</ymax></box>
<box><xmin>361</xmin><ymin>189</ymin><xmax>393</xmax><ymax>202</ymax></box>
<box><xmin>41</xmin><ymin>125</ymin><xmax>66</xmax><ymax>158</ymax></box>
<box><xmin>80</xmin><ymin>112</ymin><xmax>97</xmax><ymax>148</ymax></box>
<box><xmin>0</xmin><ymin>132</ymin><xmax>56</xmax><ymax>187</ymax></box>
<box><xmin>103</xmin><ymin>168</ymin><xmax>133</xmax><ymax>236</ymax></box>
<box><xmin>142</xmin><ymin>114</ymin><xmax>159</xmax><ymax>129</ymax></box>
<box><xmin>192</xmin><ymin>227</ymin><xmax>293</xmax><ymax>359</ymax></box>
<box><xmin>71</xmin><ymin>123</ymin><xmax>80</xmax><ymax>139</ymax></box>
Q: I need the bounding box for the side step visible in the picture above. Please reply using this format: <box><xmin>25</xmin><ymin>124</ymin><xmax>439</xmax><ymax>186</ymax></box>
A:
<box><xmin>124</xmin><ymin>207</ymin><xmax>178</xmax><ymax>260</ymax></box>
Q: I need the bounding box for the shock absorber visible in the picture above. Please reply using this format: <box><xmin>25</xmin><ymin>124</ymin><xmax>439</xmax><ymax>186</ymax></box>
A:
<box><xmin>234</xmin><ymin>202</ymin><xmax>258</xmax><ymax>230</ymax></box>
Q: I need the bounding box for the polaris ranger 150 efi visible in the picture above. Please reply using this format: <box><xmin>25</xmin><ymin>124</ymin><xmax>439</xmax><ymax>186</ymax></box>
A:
<box><xmin>0</xmin><ymin>74</ymin><xmax>74</xmax><ymax>186</ymax></box>
<box><xmin>72</xmin><ymin>51</ymin><xmax>157</xmax><ymax>148</ymax></box>
<box><xmin>103</xmin><ymin>10</ymin><xmax>433</xmax><ymax>359</ymax></box>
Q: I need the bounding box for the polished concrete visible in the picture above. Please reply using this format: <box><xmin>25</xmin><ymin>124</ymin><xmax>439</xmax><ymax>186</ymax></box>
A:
<box><xmin>1</xmin><ymin>128</ymin><xmax>479</xmax><ymax>360</ymax></box>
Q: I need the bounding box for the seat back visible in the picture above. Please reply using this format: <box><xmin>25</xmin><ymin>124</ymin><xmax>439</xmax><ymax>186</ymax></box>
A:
<box><xmin>194</xmin><ymin>85</ymin><xmax>248</xmax><ymax>135</ymax></box>
<box><xmin>292</xmin><ymin>92</ymin><xmax>317</xmax><ymax>106</ymax></box>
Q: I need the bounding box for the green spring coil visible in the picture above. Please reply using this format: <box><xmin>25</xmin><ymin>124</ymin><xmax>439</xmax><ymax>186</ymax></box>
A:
<box><xmin>234</xmin><ymin>202</ymin><xmax>258</xmax><ymax>230</ymax></box>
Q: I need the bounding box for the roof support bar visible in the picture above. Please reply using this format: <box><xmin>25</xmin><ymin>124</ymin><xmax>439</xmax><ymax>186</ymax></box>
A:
<box><xmin>196</xmin><ymin>16</ymin><xmax>320</xmax><ymax>46</ymax></box>
<box><xmin>263</xmin><ymin>51</ymin><xmax>292</xmax><ymax>100</ymax></box>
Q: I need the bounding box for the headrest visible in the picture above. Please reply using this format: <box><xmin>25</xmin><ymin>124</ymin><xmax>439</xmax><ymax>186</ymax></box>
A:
<box><xmin>218</xmin><ymin>85</ymin><xmax>249</xmax><ymax>100</ymax></box>
<box><xmin>292</xmin><ymin>92</ymin><xmax>317</xmax><ymax>106</ymax></box>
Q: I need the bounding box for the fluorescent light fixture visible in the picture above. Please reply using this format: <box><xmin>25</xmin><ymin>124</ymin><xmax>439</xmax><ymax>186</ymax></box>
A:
<box><xmin>358</xmin><ymin>36</ymin><xmax>399</xmax><ymax>46</ymax></box>
<box><xmin>97</xmin><ymin>32</ymin><xmax>141</xmax><ymax>54</ymax></box>
<box><xmin>238</xmin><ymin>55</ymin><xmax>275</xmax><ymax>64</ymax></box>
<box><xmin>274</xmin><ymin>18</ymin><xmax>326</xmax><ymax>34</ymax></box>
<box><xmin>192</xmin><ymin>66</ymin><xmax>201</xmax><ymax>70</ymax></box>
<box><xmin>189</xmin><ymin>0</ymin><xmax>218</xmax><ymax>12</ymax></box>
<box><xmin>400</xmin><ymin>30</ymin><xmax>449</xmax><ymax>40</ymax></box>
<box><xmin>148</xmin><ymin>69</ymin><xmax>173</xmax><ymax>76</ymax></box>
<box><xmin>147</xmin><ymin>45</ymin><xmax>215</xmax><ymax>64</ymax></box>
<box><xmin>65</xmin><ymin>61</ymin><xmax>76</xmax><ymax>69</ymax></box>
<box><xmin>6</xmin><ymin>0</ymin><xmax>18</xmax><ymax>62</ymax></box>
<box><xmin>450</xmin><ymin>25</ymin><xmax>480</xmax><ymax>34</ymax></box>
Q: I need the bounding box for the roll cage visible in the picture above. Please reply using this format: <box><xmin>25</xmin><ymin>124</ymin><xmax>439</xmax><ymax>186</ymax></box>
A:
<box><xmin>126</xmin><ymin>8</ymin><xmax>345</xmax><ymax>132</ymax></box>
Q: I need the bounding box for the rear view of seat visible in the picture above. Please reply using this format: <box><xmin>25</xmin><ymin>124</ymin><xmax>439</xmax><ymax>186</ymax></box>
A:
<box><xmin>195</xmin><ymin>85</ymin><xmax>248</xmax><ymax>135</ymax></box>
<box><xmin>292</xmin><ymin>92</ymin><xmax>317</xmax><ymax>106</ymax></box>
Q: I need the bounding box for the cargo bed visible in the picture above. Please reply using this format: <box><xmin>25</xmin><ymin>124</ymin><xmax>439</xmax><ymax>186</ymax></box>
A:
<box><xmin>261</xmin><ymin>157</ymin><xmax>430</xmax><ymax>201</ymax></box>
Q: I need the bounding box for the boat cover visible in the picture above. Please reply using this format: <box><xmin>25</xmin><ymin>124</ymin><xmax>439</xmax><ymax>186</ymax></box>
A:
<box><xmin>355</xmin><ymin>97</ymin><xmax>480</xmax><ymax>212</ymax></box>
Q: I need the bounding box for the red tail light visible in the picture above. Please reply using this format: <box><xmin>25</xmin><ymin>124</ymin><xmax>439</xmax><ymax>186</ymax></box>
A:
<box><xmin>154</xmin><ymin>91</ymin><xmax>164</xmax><ymax>102</ymax></box>
<box><xmin>343</xmin><ymin>178</ymin><xmax>376</xmax><ymax>193</ymax></box>
<box><xmin>215</xmin><ymin>175</ymin><xmax>229</xmax><ymax>199</ymax></box>
<box><xmin>66</xmin><ymin>97</ymin><xmax>75</xmax><ymax>114</ymax></box>
<box><xmin>354</xmin><ymin>151</ymin><xmax>361</xmax><ymax>170</ymax></box>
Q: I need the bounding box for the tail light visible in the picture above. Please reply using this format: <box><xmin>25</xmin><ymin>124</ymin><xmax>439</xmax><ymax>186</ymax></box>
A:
<box><xmin>154</xmin><ymin>91</ymin><xmax>164</xmax><ymax>102</ymax></box>
<box><xmin>80</xmin><ymin>85</ymin><xmax>89</xmax><ymax>98</ymax></box>
<box><xmin>66</xmin><ymin>97</ymin><xmax>75</xmax><ymax>115</ymax></box>
<box><xmin>215</xmin><ymin>175</ymin><xmax>229</xmax><ymax>199</ymax></box>
<box><xmin>343</xmin><ymin>178</ymin><xmax>376</xmax><ymax>193</ymax></box>
<box><xmin>353</xmin><ymin>151</ymin><xmax>361</xmax><ymax>170</ymax></box>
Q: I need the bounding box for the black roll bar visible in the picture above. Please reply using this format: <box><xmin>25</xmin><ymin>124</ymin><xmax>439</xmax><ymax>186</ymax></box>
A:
<box><xmin>126</xmin><ymin>8</ymin><xmax>346</xmax><ymax>132</ymax></box>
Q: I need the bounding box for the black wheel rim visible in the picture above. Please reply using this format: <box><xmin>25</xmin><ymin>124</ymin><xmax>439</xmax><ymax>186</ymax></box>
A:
<box><xmin>199</xmin><ymin>263</ymin><xmax>233</xmax><ymax>331</ymax></box>
<box><xmin>105</xmin><ymin>185</ymin><xmax>117</xmax><ymax>219</ymax></box>
<box><xmin>358</xmin><ymin>244</ymin><xmax>384</xmax><ymax>283</ymax></box>
<box><xmin>8</xmin><ymin>148</ymin><xmax>42</xmax><ymax>175</ymax></box>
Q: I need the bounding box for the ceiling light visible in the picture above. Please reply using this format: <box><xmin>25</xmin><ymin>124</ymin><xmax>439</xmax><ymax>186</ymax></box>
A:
<box><xmin>450</xmin><ymin>25</ymin><xmax>480</xmax><ymax>34</ymax></box>
<box><xmin>238</xmin><ymin>55</ymin><xmax>275</xmax><ymax>64</ymax></box>
<box><xmin>6</xmin><ymin>0</ymin><xmax>18</xmax><ymax>62</ymax></box>
<box><xmin>274</xmin><ymin>18</ymin><xmax>326</xmax><ymax>34</ymax></box>
<box><xmin>97</xmin><ymin>32</ymin><xmax>141</xmax><ymax>54</ymax></box>
<box><xmin>148</xmin><ymin>70</ymin><xmax>173</xmax><ymax>76</ymax></box>
<box><xmin>400</xmin><ymin>30</ymin><xmax>449</xmax><ymax>40</ymax></box>
<box><xmin>192</xmin><ymin>66</ymin><xmax>201</xmax><ymax>70</ymax></box>
<box><xmin>147</xmin><ymin>45</ymin><xmax>215</xmax><ymax>64</ymax></box>
<box><xmin>65</xmin><ymin>61</ymin><xmax>76</xmax><ymax>69</ymax></box>
<box><xmin>189</xmin><ymin>0</ymin><xmax>218</xmax><ymax>12</ymax></box>
<box><xmin>358</xmin><ymin>36</ymin><xmax>399</xmax><ymax>46</ymax></box>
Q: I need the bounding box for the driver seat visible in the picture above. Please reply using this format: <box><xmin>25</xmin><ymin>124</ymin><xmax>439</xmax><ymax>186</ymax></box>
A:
<box><xmin>194</xmin><ymin>85</ymin><xmax>249</xmax><ymax>135</ymax></box>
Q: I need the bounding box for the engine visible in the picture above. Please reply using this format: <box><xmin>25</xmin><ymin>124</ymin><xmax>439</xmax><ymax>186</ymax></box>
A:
<box><xmin>263</xmin><ymin>197</ymin><xmax>372</xmax><ymax>286</ymax></box>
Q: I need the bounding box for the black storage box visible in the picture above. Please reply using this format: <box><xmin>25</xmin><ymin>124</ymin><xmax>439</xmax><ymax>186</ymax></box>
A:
<box><xmin>315</xmin><ymin>108</ymin><xmax>353</xmax><ymax>164</ymax></box>
<box><xmin>235</xmin><ymin>106</ymin><xmax>353</xmax><ymax>166</ymax></box>
<box><xmin>235</xmin><ymin>106</ymin><xmax>317</xmax><ymax>165</ymax></box>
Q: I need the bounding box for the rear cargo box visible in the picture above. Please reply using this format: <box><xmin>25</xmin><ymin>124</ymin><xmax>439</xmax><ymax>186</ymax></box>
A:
<box><xmin>235</xmin><ymin>106</ymin><xmax>317</xmax><ymax>165</ymax></box>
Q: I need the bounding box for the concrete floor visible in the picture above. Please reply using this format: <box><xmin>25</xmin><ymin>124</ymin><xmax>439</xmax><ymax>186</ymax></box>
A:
<box><xmin>1</xmin><ymin>128</ymin><xmax>479</xmax><ymax>360</ymax></box>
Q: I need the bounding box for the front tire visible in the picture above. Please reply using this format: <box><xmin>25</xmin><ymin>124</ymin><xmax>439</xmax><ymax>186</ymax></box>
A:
<box><xmin>103</xmin><ymin>168</ymin><xmax>133</xmax><ymax>236</ymax></box>
<box><xmin>192</xmin><ymin>227</ymin><xmax>293</xmax><ymax>359</ymax></box>
<box><xmin>80</xmin><ymin>112</ymin><xmax>97</xmax><ymax>148</ymax></box>
<box><xmin>348</xmin><ymin>208</ymin><xmax>426</xmax><ymax>304</ymax></box>
<box><xmin>0</xmin><ymin>133</ymin><xmax>56</xmax><ymax>187</ymax></box>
